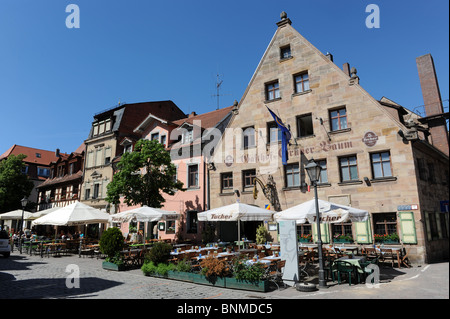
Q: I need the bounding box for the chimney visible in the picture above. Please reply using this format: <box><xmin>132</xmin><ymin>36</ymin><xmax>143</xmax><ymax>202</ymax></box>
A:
<box><xmin>416</xmin><ymin>54</ymin><xmax>449</xmax><ymax>156</ymax></box>
<box><xmin>188</xmin><ymin>112</ymin><xmax>197</xmax><ymax>118</ymax></box>
<box><xmin>55</xmin><ymin>148</ymin><xmax>60</xmax><ymax>158</ymax></box>
<box><xmin>326</xmin><ymin>52</ymin><xmax>334</xmax><ymax>62</ymax></box>
<box><xmin>343</xmin><ymin>63</ymin><xmax>351</xmax><ymax>77</ymax></box>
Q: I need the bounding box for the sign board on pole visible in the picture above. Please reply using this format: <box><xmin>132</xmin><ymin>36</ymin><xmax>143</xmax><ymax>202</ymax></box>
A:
<box><xmin>279</xmin><ymin>220</ymin><xmax>299</xmax><ymax>286</ymax></box>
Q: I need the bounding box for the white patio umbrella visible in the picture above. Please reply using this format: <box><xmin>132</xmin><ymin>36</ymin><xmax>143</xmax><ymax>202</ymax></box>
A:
<box><xmin>273</xmin><ymin>198</ymin><xmax>369</xmax><ymax>224</ymax></box>
<box><xmin>0</xmin><ymin>209</ymin><xmax>34</xmax><ymax>220</ymax></box>
<box><xmin>28</xmin><ymin>206</ymin><xmax>62</xmax><ymax>220</ymax></box>
<box><xmin>109</xmin><ymin>206</ymin><xmax>180</xmax><ymax>243</ymax></box>
<box><xmin>109</xmin><ymin>206</ymin><xmax>180</xmax><ymax>223</ymax></box>
<box><xmin>198</xmin><ymin>202</ymin><xmax>274</xmax><ymax>249</ymax></box>
<box><xmin>31</xmin><ymin>201</ymin><xmax>111</xmax><ymax>226</ymax></box>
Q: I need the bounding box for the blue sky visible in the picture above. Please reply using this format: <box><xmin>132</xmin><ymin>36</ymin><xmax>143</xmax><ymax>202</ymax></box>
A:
<box><xmin>0</xmin><ymin>0</ymin><xmax>448</xmax><ymax>155</ymax></box>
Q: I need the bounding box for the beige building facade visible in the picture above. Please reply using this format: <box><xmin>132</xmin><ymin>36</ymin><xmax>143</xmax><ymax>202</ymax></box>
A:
<box><xmin>209</xmin><ymin>13</ymin><xmax>449</xmax><ymax>264</ymax></box>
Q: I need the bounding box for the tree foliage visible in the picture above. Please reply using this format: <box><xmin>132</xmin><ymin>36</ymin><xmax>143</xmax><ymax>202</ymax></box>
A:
<box><xmin>0</xmin><ymin>154</ymin><xmax>34</xmax><ymax>213</ymax></box>
<box><xmin>106</xmin><ymin>139</ymin><xmax>184</xmax><ymax>208</ymax></box>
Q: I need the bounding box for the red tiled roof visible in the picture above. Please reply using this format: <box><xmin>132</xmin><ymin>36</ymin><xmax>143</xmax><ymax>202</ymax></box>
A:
<box><xmin>37</xmin><ymin>170</ymin><xmax>83</xmax><ymax>189</ymax></box>
<box><xmin>172</xmin><ymin>106</ymin><xmax>234</xmax><ymax>129</ymax></box>
<box><xmin>118</xmin><ymin>101</ymin><xmax>187</xmax><ymax>135</ymax></box>
<box><xmin>0</xmin><ymin>145</ymin><xmax>65</xmax><ymax>166</ymax></box>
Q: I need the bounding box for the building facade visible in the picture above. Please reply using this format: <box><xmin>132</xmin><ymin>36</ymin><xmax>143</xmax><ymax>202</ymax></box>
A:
<box><xmin>117</xmin><ymin>106</ymin><xmax>234</xmax><ymax>242</ymax></box>
<box><xmin>82</xmin><ymin>101</ymin><xmax>186</xmax><ymax>210</ymax></box>
<box><xmin>36</xmin><ymin>144</ymin><xmax>85</xmax><ymax>211</ymax></box>
<box><xmin>0</xmin><ymin>145</ymin><xmax>63</xmax><ymax>206</ymax></box>
<box><xmin>209</xmin><ymin>13</ymin><xmax>449</xmax><ymax>264</ymax></box>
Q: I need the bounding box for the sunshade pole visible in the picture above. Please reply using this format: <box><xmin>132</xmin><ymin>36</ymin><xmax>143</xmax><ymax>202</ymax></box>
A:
<box><xmin>237</xmin><ymin>219</ymin><xmax>241</xmax><ymax>251</ymax></box>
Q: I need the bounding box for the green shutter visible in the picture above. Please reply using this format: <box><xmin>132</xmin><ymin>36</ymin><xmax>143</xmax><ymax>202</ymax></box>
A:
<box><xmin>354</xmin><ymin>220</ymin><xmax>372</xmax><ymax>244</ymax></box>
<box><xmin>312</xmin><ymin>223</ymin><xmax>330</xmax><ymax>244</ymax></box>
<box><xmin>398</xmin><ymin>211</ymin><xmax>417</xmax><ymax>244</ymax></box>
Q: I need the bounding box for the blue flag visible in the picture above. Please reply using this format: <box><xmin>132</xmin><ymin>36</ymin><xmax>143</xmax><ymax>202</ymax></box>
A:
<box><xmin>266</xmin><ymin>106</ymin><xmax>291</xmax><ymax>165</ymax></box>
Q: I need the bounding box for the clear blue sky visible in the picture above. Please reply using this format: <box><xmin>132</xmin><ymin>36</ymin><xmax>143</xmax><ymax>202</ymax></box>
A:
<box><xmin>0</xmin><ymin>0</ymin><xmax>448</xmax><ymax>155</ymax></box>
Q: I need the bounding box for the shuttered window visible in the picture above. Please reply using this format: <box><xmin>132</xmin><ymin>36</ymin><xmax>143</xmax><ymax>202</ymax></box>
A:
<box><xmin>398</xmin><ymin>212</ymin><xmax>417</xmax><ymax>244</ymax></box>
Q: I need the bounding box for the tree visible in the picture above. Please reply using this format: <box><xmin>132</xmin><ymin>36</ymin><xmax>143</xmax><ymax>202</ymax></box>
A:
<box><xmin>106</xmin><ymin>139</ymin><xmax>184</xmax><ymax>208</ymax></box>
<box><xmin>0</xmin><ymin>154</ymin><xmax>34</xmax><ymax>213</ymax></box>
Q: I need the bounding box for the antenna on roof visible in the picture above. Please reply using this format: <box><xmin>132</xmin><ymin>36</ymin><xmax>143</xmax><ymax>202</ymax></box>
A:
<box><xmin>211</xmin><ymin>73</ymin><xmax>230</xmax><ymax>110</ymax></box>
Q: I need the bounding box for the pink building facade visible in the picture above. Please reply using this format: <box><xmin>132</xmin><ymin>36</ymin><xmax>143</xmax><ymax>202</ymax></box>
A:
<box><xmin>116</xmin><ymin>107</ymin><xmax>233</xmax><ymax>243</ymax></box>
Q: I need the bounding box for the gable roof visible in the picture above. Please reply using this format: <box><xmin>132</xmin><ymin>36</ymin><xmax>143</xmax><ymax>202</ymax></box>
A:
<box><xmin>89</xmin><ymin>100</ymin><xmax>187</xmax><ymax>140</ymax></box>
<box><xmin>230</xmin><ymin>15</ymin><xmax>407</xmax><ymax>132</ymax></box>
<box><xmin>0</xmin><ymin>145</ymin><xmax>64</xmax><ymax>166</ymax></box>
<box><xmin>172</xmin><ymin>106</ymin><xmax>234</xmax><ymax>130</ymax></box>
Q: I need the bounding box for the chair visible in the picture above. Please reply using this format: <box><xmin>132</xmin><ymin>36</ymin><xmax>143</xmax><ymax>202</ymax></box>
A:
<box><xmin>268</xmin><ymin>260</ymin><xmax>286</xmax><ymax>290</ymax></box>
<box><xmin>401</xmin><ymin>247</ymin><xmax>411</xmax><ymax>268</ymax></box>
<box><xmin>363</xmin><ymin>247</ymin><xmax>378</xmax><ymax>261</ymax></box>
<box><xmin>298</xmin><ymin>253</ymin><xmax>312</xmax><ymax>279</ymax></box>
<box><xmin>322</xmin><ymin>252</ymin><xmax>336</xmax><ymax>281</ymax></box>
<box><xmin>334</xmin><ymin>260</ymin><xmax>358</xmax><ymax>286</ymax></box>
<box><xmin>360</xmin><ymin>257</ymin><xmax>379</xmax><ymax>283</ymax></box>
<box><xmin>380</xmin><ymin>249</ymin><xmax>396</xmax><ymax>267</ymax></box>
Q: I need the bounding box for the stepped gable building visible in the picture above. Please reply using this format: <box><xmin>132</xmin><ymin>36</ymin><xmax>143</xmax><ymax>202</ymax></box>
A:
<box><xmin>0</xmin><ymin>145</ymin><xmax>65</xmax><ymax>204</ymax></box>
<box><xmin>116</xmin><ymin>105</ymin><xmax>234</xmax><ymax>242</ymax></box>
<box><xmin>209</xmin><ymin>13</ymin><xmax>448</xmax><ymax>263</ymax></box>
<box><xmin>36</xmin><ymin>143</ymin><xmax>85</xmax><ymax>211</ymax></box>
<box><xmin>82</xmin><ymin>101</ymin><xmax>187</xmax><ymax>210</ymax></box>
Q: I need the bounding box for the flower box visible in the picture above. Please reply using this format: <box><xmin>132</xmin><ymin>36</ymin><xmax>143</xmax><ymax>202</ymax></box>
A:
<box><xmin>381</xmin><ymin>240</ymin><xmax>399</xmax><ymax>244</ymax></box>
<box><xmin>298</xmin><ymin>238</ymin><xmax>311</xmax><ymax>243</ymax></box>
<box><xmin>102</xmin><ymin>261</ymin><xmax>125</xmax><ymax>271</ymax></box>
<box><xmin>144</xmin><ymin>271</ymin><xmax>269</xmax><ymax>292</ymax></box>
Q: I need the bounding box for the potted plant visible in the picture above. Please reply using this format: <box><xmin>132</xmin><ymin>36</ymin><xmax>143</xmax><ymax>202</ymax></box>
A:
<box><xmin>298</xmin><ymin>234</ymin><xmax>312</xmax><ymax>243</ymax></box>
<box><xmin>99</xmin><ymin>227</ymin><xmax>125</xmax><ymax>271</ymax></box>
<box><xmin>256</xmin><ymin>224</ymin><xmax>272</xmax><ymax>244</ymax></box>
<box><xmin>333</xmin><ymin>233</ymin><xmax>353</xmax><ymax>243</ymax></box>
<box><xmin>384</xmin><ymin>233</ymin><xmax>400</xmax><ymax>244</ymax></box>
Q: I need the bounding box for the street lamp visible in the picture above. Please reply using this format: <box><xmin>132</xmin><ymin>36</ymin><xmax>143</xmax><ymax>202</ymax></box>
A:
<box><xmin>304</xmin><ymin>159</ymin><xmax>327</xmax><ymax>288</ymax></box>
<box><xmin>19</xmin><ymin>196</ymin><xmax>28</xmax><ymax>254</ymax></box>
<box><xmin>20</xmin><ymin>197</ymin><xmax>28</xmax><ymax>233</ymax></box>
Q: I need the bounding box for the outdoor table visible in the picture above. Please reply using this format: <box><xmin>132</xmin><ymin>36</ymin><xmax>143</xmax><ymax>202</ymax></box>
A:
<box><xmin>375</xmin><ymin>247</ymin><xmax>402</xmax><ymax>268</ymax></box>
<box><xmin>173</xmin><ymin>243</ymin><xmax>189</xmax><ymax>248</ymax></box>
<box><xmin>245</xmin><ymin>258</ymin><xmax>272</xmax><ymax>266</ymax></box>
<box><xmin>235</xmin><ymin>240</ymin><xmax>254</xmax><ymax>249</ymax></box>
<box><xmin>262</xmin><ymin>255</ymin><xmax>281</xmax><ymax>262</ymax></box>
<box><xmin>238</xmin><ymin>248</ymin><xmax>257</xmax><ymax>254</ymax></box>
<box><xmin>43</xmin><ymin>242</ymin><xmax>67</xmax><ymax>257</ymax></box>
<box><xmin>333</xmin><ymin>245</ymin><xmax>359</xmax><ymax>254</ymax></box>
<box><xmin>298</xmin><ymin>243</ymin><xmax>318</xmax><ymax>250</ymax></box>
<box><xmin>337</xmin><ymin>256</ymin><xmax>366</xmax><ymax>273</ymax></box>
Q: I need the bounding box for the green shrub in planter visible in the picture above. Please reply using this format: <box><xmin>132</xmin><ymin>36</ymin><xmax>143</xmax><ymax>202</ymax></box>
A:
<box><xmin>145</xmin><ymin>241</ymin><xmax>172</xmax><ymax>265</ymax></box>
<box><xmin>99</xmin><ymin>227</ymin><xmax>124</xmax><ymax>262</ymax></box>
<box><xmin>142</xmin><ymin>261</ymin><xmax>176</xmax><ymax>277</ymax></box>
<box><xmin>256</xmin><ymin>224</ymin><xmax>272</xmax><ymax>245</ymax></box>
<box><xmin>175</xmin><ymin>258</ymin><xmax>192</xmax><ymax>273</ymax></box>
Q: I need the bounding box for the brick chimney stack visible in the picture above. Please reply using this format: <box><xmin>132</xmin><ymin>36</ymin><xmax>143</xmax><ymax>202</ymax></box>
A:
<box><xmin>416</xmin><ymin>54</ymin><xmax>449</xmax><ymax>156</ymax></box>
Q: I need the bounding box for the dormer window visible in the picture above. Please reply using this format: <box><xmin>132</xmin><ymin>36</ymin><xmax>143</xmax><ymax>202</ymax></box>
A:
<box><xmin>92</xmin><ymin>118</ymin><xmax>112</xmax><ymax>137</ymax></box>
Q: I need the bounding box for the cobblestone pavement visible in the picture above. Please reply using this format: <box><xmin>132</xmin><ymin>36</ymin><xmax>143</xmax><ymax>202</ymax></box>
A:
<box><xmin>0</xmin><ymin>251</ymin><xmax>448</xmax><ymax>300</ymax></box>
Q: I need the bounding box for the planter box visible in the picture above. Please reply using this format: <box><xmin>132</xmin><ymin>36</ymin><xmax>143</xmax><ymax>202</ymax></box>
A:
<box><xmin>382</xmin><ymin>240</ymin><xmax>399</xmax><ymax>244</ymax></box>
<box><xmin>224</xmin><ymin>277</ymin><xmax>269</xmax><ymax>292</ymax></box>
<box><xmin>145</xmin><ymin>271</ymin><xmax>269</xmax><ymax>292</ymax></box>
<box><xmin>298</xmin><ymin>239</ymin><xmax>311</xmax><ymax>243</ymax></box>
<box><xmin>102</xmin><ymin>261</ymin><xmax>125</xmax><ymax>271</ymax></box>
